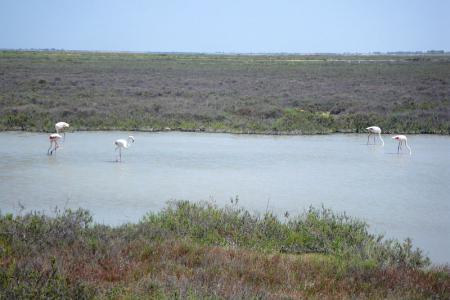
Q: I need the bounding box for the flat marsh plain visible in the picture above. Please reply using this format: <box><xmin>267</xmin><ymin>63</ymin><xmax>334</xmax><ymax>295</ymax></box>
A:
<box><xmin>1</xmin><ymin>51</ymin><xmax>449</xmax><ymax>134</ymax></box>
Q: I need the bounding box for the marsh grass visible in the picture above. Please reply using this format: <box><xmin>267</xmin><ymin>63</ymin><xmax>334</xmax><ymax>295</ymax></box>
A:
<box><xmin>1</xmin><ymin>201</ymin><xmax>448</xmax><ymax>299</ymax></box>
<box><xmin>1</xmin><ymin>51</ymin><xmax>450</xmax><ymax>134</ymax></box>
<box><xmin>141</xmin><ymin>201</ymin><xmax>430</xmax><ymax>269</ymax></box>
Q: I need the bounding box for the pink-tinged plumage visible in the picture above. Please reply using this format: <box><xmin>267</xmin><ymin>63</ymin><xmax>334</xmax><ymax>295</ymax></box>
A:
<box><xmin>392</xmin><ymin>135</ymin><xmax>411</xmax><ymax>155</ymax></box>
<box><xmin>48</xmin><ymin>133</ymin><xmax>62</xmax><ymax>155</ymax></box>
<box><xmin>49</xmin><ymin>133</ymin><xmax>62</xmax><ymax>140</ymax></box>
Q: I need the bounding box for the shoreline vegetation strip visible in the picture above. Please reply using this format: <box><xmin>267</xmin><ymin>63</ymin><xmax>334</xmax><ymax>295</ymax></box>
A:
<box><xmin>1</xmin><ymin>201</ymin><xmax>449</xmax><ymax>299</ymax></box>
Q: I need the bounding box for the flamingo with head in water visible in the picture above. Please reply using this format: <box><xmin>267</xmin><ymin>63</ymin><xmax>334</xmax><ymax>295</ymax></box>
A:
<box><xmin>55</xmin><ymin>122</ymin><xmax>70</xmax><ymax>140</ymax></box>
<box><xmin>366</xmin><ymin>126</ymin><xmax>384</xmax><ymax>146</ymax></box>
<box><xmin>47</xmin><ymin>133</ymin><xmax>62</xmax><ymax>155</ymax></box>
<box><xmin>392</xmin><ymin>135</ymin><xmax>411</xmax><ymax>155</ymax></box>
<box><xmin>114</xmin><ymin>136</ymin><xmax>135</xmax><ymax>162</ymax></box>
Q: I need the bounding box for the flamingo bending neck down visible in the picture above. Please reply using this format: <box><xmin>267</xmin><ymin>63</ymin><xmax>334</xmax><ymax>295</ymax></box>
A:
<box><xmin>366</xmin><ymin>126</ymin><xmax>384</xmax><ymax>146</ymax></box>
<box><xmin>392</xmin><ymin>135</ymin><xmax>411</xmax><ymax>155</ymax></box>
<box><xmin>48</xmin><ymin>133</ymin><xmax>62</xmax><ymax>155</ymax></box>
<box><xmin>55</xmin><ymin>122</ymin><xmax>70</xmax><ymax>141</ymax></box>
<box><xmin>114</xmin><ymin>136</ymin><xmax>135</xmax><ymax>162</ymax></box>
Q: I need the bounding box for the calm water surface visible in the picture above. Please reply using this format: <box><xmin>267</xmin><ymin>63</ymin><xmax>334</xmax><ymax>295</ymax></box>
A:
<box><xmin>1</xmin><ymin>131</ymin><xmax>449</xmax><ymax>264</ymax></box>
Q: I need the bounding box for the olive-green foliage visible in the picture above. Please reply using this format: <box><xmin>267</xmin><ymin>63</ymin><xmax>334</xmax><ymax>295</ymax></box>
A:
<box><xmin>272</xmin><ymin>109</ymin><xmax>335</xmax><ymax>133</ymax></box>
<box><xmin>0</xmin><ymin>201</ymin><xmax>442</xmax><ymax>299</ymax></box>
<box><xmin>0</xmin><ymin>209</ymin><xmax>95</xmax><ymax>299</ymax></box>
<box><xmin>141</xmin><ymin>201</ymin><xmax>430</xmax><ymax>268</ymax></box>
<box><xmin>1</xmin><ymin>258</ymin><xmax>94</xmax><ymax>300</ymax></box>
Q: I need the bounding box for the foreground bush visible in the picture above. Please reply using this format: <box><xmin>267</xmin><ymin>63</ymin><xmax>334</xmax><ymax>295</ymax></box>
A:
<box><xmin>142</xmin><ymin>201</ymin><xmax>430</xmax><ymax>269</ymax></box>
<box><xmin>1</xmin><ymin>201</ymin><xmax>449</xmax><ymax>299</ymax></box>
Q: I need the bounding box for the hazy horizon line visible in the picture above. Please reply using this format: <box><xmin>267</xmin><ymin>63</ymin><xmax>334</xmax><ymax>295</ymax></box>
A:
<box><xmin>1</xmin><ymin>48</ymin><xmax>449</xmax><ymax>56</ymax></box>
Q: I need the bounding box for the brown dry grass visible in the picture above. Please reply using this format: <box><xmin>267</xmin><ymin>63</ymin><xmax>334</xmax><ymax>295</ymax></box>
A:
<box><xmin>1</xmin><ymin>204</ymin><xmax>449</xmax><ymax>299</ymax></box>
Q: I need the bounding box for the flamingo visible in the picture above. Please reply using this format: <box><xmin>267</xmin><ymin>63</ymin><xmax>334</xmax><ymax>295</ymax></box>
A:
<box><xmin>114</xmin><ymin>136</ymin><xmax>135</xmax><ymax>162</ymax></box>
<box><xmin>47</xmin><ymin>133</ymin><xmax>62</xmax><ymax>155</ymax></box>
<box><xmin>55</xmin><ymin>122</ymin><xmax>70</xmax><ymax>141</ymax></box>
<box><xmin>366</xmin><ymin>126</ymin><xmax>384</xmax><ymax>146</ymax></box>
<box><xmin>392</xmin><ymin>135</ymin><xmax>411</xmax><ymax>155</ymax></box>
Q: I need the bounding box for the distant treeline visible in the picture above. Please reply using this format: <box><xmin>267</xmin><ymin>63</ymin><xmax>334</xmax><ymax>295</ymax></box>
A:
<box><xmin>1</xmin><ymin>51</ymin><xmax>449</xmax><ymax>134</ymax></box>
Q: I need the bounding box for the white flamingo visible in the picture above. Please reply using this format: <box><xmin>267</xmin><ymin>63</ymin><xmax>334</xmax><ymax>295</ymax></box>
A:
<box><xmin>392</xmin><ymin>135</ymin><xmax>411</xmax><ymax>155</ymax></box>
<box><xmin>55</xmin><ymin>122</ymin><xmax>70</xmax><ymax>141</ymax></box>
<box><xmin>47</xmin><ymin>133</ymin><xmax>62</xmax><ymax>155</ymax></box>
<box><xmin>114</xmin><ymin>136</ymin><xmax>135</xmax><ymax>162</ymax></box>
<box><xmin>366</xmin><ymin>126</ymin><xmax>384</xmax><ymax>146</ymax></box>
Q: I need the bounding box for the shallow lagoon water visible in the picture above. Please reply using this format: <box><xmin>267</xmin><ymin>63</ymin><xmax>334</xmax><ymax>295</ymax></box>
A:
<box><xmin>0</xmin><ymin>131</ymin><xmax>449</xmax><ymax>264</ymax></box>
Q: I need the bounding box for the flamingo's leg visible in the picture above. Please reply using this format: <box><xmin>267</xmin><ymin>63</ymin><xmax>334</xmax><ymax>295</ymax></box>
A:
<box><xmin>367</xmin><ymin>133</ymin><xmax>371</xmax><ymax>145</ymax></box>
<box><xmin>378</xmin><ymin>133</ymin><xmax>384</xmax><ymax>146</ymax></box>
<box><xmin>51</xmin><ymin>141</ymin><xmax>56</xmax><ymax>155</ymax></box>
<box><xmin>398</xmin><ymin>142</ymin><xmax>400</xmax><ymax>153</ymax></box>
<box><xmin>48</xmin><ymin>142</ymin><xmax>53</xmax><ymax>155</ymax></box>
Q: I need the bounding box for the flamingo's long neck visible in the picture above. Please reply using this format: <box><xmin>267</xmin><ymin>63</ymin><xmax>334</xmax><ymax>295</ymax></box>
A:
<box><xmin>378</xmin><ymin>132</ymin><xmax>384</xmax><ymax>146</ymax></box>
<box><xmin>405</xmin><ymin>140</ymin><xmax>412</xmax><ymax>155</ymax></box>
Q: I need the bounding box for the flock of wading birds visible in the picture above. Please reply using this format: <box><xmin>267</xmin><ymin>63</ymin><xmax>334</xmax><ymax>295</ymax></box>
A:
<box><xmin>49</xmin><ymin>122</ymin><xmax>134</xmax><ymax>162</ymax></box>
<box><xmin>48</xmin><ymin>123</ymin><xmax>412</xmax><ymax>162</ymax></box>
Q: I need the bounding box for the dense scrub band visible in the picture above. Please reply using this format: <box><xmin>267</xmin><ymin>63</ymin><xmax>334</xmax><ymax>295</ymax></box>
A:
<box><xmin>1</xmin><ymin>201</ymin><xmax>448</xmax><ymax>299</ymax></box>
<box><xmin>1</xmin><ymin>51</ymin><xmax>449</xmax><ymax>134</ymax></box>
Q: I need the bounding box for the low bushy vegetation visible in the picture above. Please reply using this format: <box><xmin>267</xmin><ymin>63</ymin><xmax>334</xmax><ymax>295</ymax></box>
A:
<box><xmin>1</xmin><ymin>201</ymin><xmax>449</xmax><ymax>299</ymax></box>
<box><xmin>1</xmin><ymin>51</ymin><xmax>449</xmax><ymax>134</ymax></box>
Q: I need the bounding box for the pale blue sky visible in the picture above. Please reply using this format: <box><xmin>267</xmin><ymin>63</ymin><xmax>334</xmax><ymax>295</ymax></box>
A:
<box><xmin>1</xmin><ymin>0</ymin><xmax>449</xmax><ymax>53</ymax></box>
